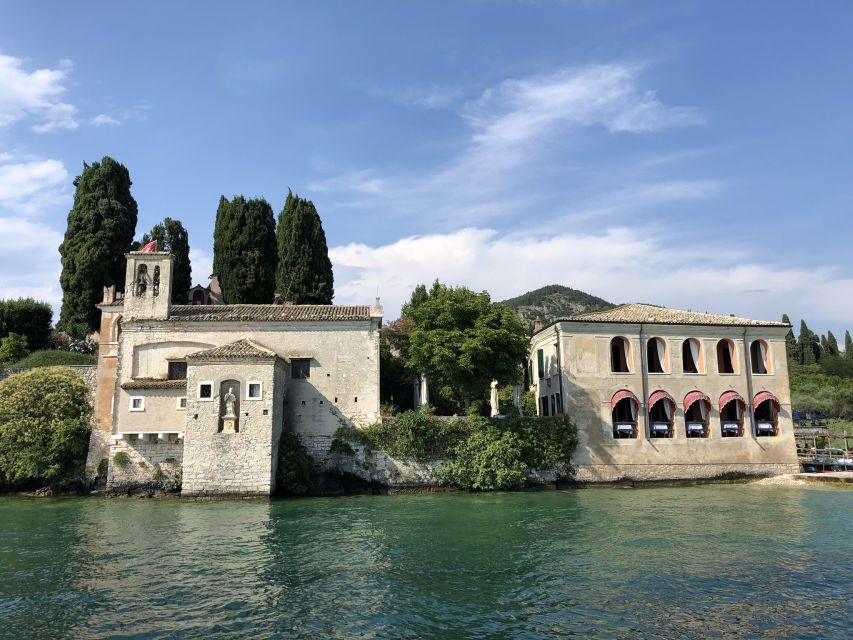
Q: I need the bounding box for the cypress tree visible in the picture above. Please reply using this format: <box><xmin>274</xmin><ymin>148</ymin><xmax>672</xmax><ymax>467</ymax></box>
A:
<box><xmin>58</xmin><ymin>157</ymin><xmax>138</xmax><ymax>334</ymax></box>
<box><xmin>798</xmin><ymin>320</ymin><xmax>819</xmax><ymax>365</ymax></box>
<box><xmin>138</xmin><ymin>217</ymin><xmax>192</xmax><ymax>304</ymax></box>
<box><xmin>845</xmin><ymin>330</ymin><xmax>853</xmax><ymax>359</ymax></box>
<box><xmin>212</xmin><ymin>196</ymin><xmax>278</xmax><ymax>303</ymax></box>
<box><xmin>826</xmin><ymin>330</ymin><xmax>839</xmax><ymax>357</ymax></box>
<box><xmin>782</xmin><ymin>314</ymin><xmax>797</xmax><ymax>361</ymax></box>
<box><xmin>275</xmin><ymin>190</ymin><xmax>334</xmax><ymax>304</ymax></box>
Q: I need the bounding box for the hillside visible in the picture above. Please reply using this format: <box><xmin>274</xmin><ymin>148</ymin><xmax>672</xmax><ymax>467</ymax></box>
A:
<box><xmin>499</xmin><ymin>284</ymin><xmax>614</xmax><ymax>329</ymax></box>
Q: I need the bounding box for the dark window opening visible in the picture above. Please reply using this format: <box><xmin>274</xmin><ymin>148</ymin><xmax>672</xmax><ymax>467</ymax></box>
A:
<box><xmin>199</xmin><ymin>383</ymin><xmax>212</xmax><ymax>399</ymax></box>
<box><xmin>612</xmin><ymin>397</ymin><xmax>637</xmax><ymax>439</ymax></box>
<box><xmin>682</xmin><ymin>340</ymin><xmax>698</xmax><ymax>374</ymax></box>
<box><xmin>720</xmin><ymin>400</ymin><xmax>743</xmax><ymax>437</ymax></box>
<box><xmin>717</xmin><ymin>340</ymin><xmax>735</xmax><ymax>374</ymax></box>
<box><xmin>540</xmin><ymin>396</ymin><xmax>549</xmax><ymax>416</ymax></box>
<box><xmin>192</xmin><ymin>290</ymin><xmax>206</xmax><ymax>305</ymax></box>
<box><xmin>684</xmin><ymin>401</ymin><xmax>708</xmax><ymax>438</ymax></box>
<box><xmin>153</xmin><ymin>265</ymin><xmax>160</xmax><ymax>297</ymax></box>
<box><xmin>751</xmin><ymin>341</ymin><xmax>769</xmax><ymax>374</ymax></box>
<box><xmin>647</xmin><ymin>338</ymin><xmax>666</xmax><ymax>373</ymax></box>
<box><xmin>754</xmin><ymin>400</ymin><xmax>778</xmax><ymax>436</ymax></box>
<box><xmin>611</xmin><ymin>338</ymin><xmax>630</xmax><ymax>373</ymax></box>
<box><xmin>168</xmin><ymin>361</ymin><xmax>187</xmax><ymax>380</ymax></box>
<box><xmin>292</xmin><ymin>359</ymin><xmax>311</xmax><ymax>379</ymax></box>
<box><xmin>649</xmin><ymin>400</ymin><xmax>673</xmax><ymax>438</ymax></box>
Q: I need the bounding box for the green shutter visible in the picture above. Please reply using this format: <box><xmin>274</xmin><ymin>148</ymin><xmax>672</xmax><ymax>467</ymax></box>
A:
<box><xmin>537</xmin><ymin>349</ymin><xmax>545</xmax><ymax>379</ymax></box>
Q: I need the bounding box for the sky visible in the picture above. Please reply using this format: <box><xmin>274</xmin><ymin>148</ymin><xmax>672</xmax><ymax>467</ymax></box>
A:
<box><xmin>0</xmin><ymin>0</ymin><xmax>851</xmax><ymax>337</ymax></box>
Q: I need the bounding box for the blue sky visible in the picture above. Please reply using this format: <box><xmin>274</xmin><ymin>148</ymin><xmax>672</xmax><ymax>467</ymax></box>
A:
<box><xmin>1</xmin><ymin>0</ymin><xmax>851</xmax><ymax>335</ymax></box>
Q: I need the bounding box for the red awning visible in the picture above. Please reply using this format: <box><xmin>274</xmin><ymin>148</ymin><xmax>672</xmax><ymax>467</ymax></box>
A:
<box><xmin>683</xmin><ymin>390</ymin><xmax>711</xmax><ymax>413</ymax></box>
<box><xmin>719</xmin><ymin>390</ymin><xmax>745</xmax><ymax>412</ymax></box>
<box><xmin>753</xmin><ymin>390</ymin><xmax>781</xmax><ymax>411</ymax></box>
<box><xmin>648</xmin><ymin>389</ymin><xmax>675</xmax><ymax>409</ymax></box>
<box><xmin>611</xmin><ymin>389</ymin><xmax>639</xmax><ymax>410</ymax></box>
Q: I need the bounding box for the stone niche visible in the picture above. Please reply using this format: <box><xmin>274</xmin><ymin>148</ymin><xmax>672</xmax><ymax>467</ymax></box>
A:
<box><xmin>181</xmin><ymin>357</ymin><xmax>287</xmax><ymax>497</ymax></box>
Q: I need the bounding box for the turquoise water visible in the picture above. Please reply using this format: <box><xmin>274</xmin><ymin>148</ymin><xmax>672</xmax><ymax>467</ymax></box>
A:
<box><xmin>1</xmin><ymin>485</ymin><xmax>851</xmax><ymax>639</ymax></box>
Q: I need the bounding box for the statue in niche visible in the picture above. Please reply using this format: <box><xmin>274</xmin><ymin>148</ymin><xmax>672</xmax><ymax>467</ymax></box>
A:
<box><xmin>221</xmin><ymin>384</ymin><xmax>238</xmax><ymax>433</ymax></box>
<box><xmin>152</xmin><ymin>266</ymin><xmax>160</xmax><ymax>297</ymax></box>
<box><xmin>134</xmin><ymin>264</ymin><xmax>148</xmax><ymax>296</ymax></box>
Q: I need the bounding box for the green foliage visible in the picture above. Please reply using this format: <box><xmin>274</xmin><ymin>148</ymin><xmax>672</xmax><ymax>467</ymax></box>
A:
<box><xmin>213</xmin><ymin>195</ymin><xmax>278</xmax><ymax>303</ymax></box>
<box><xmin>790</xmin><ymin>362</ymin><xmax>853</xmax><ymax>419</ymax></box>
<box><xmin>499</xmin><ymin>284</ymin><xmax>613</xmax><ymax>331</ymax></box>
<box><xmin>0</xmin><ymin>298</ymin><xmax>53</xmax><ymax>350</ymax></box>
<box><xmin>798</xmin><ymin>320</ymin><xmax>820</xmax><ymax>365</ymax></box>
<box><xmin>97</xmin><ymin>457</ymin><xmax>108</xmax><ymax>476</ymax></box>
<box><xmin>11</xmin><ymin>350</ymin><xmax>97</xmax><ymax>368</ymax></box>
<box><xmin>112</xmin><ymin>451</ymin><xmax>130</xmax><ymax>468</ymax></box>
<box><xmin>0</xmin><ymin>333</ymin><xmax>29</xmax><ymax>365</ymax></box>
<box><xmin>138</xmin><ymin>217</ymin><xmax>192</xmax><ymax>303</ymax></box>
<box><xmin>276</xmin><ymin>431</ymin><xmax>314</xmax><ymax>495</ymax></box>
<box><xmin>329</xmin><ymin>437</ymin><xmax>356</xmax><ymax>456</ymax></box>
<box><xmin>0</xmin><ymin>368</ymin><xmax>92</xmax><ymax>486</ymax></box>
<box><xmin>826</xmin><ymin>331</ymin><xmax>840</xmax><ymax>357</ymax></box>
<box><xmin>405</xmin><ymin>283</ymin><xmax>529</xmax><ymax>412</ymax></box>
<box><xmin>521</xmin><ymin>390</ymin><xmax>537</xmax><ymax>416</ymax></box>
<box><xmin>275</xmin><ymin>190</ymin><xmax>334</xmax><ymax>304</ymax></box>
<box><xmin>437</xmin><ymin>428</ymin><xmax>527</xmax><ymax>490</ymax></box>
<box><xmin>59</xmin><ymin>157</ymin><xmax>138</xmax><ymax>333</ymax></box>
<box><xmin>846</xmin><ymin>331</ymin><xmax>853</xmax><ymax>360</ymax></box>
<box><xmin>782</xmin><ymin>314</ymin><xmax>797</xmax><ymax>361</ymax></box>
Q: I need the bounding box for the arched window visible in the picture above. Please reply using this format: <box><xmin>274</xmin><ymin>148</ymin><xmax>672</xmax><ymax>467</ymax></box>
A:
<box><xmin>134</xmin><ymin>264</ymin><xmax>148</xmax><ymax>296</ymax></box>
<box><xmin>647</xmin><ymin>337</ymin><xmax>669</xmax><ymax>373</ymax></box>
<box><xmin>611</xmin><ymin>390</ymin><xmax>639</xmax><ymax>439</ymax></box>
<box><xmin>716</xmin><ymin>339</ymin><xmax>738</xmax><ymax>374</ymax></box>
<box><xmin>683</xmin><ymin>391</ymin><xmax>710</xmax><ymax>438</ymax></box>
<box><xmin>610</xmin><ymin>337</ymin><xmax>632</xmax><ymax>373</ymax></box>
<box><xmin>750</xmin><ymin>340</ymin><xmax>771</xmax><ymax>374</ymax></box>
<box><xmin>719</xmin><ymin>390</ymin><xmax>745</xmax><ymax>437</ymax></box>
<box><xmin>682</xmin><ymin>339</ymin><xmax>703</xmax><ymax>374</ymax></box>
<box><xmin>753</xmin><ymin>391</ymin><xmax>780</xmax><ymax>436</ymax></box>
<box><xmin>192</xmin><ymin>290</ymin><xmax>206</xmax><ymax>305</ymax></box>
<box><xmin>153</xmin><ymin>266</ymin><xmax>161</xmax><ymax>297</ymax></box>
<box><xmin>648</xmin><ymin>390</ymin><xmax>675</xmax><ymax>438</ymax></box>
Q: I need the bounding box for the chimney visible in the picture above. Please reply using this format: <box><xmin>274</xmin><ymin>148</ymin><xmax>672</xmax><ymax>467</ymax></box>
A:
<box><xmin>533</xmin><ymin>319</ymin><xmax>543</xmax><ymax>332</ymax></box>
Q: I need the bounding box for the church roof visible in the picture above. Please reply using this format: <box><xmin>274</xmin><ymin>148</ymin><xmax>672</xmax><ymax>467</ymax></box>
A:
<box><xmin>562</xmin><ymin>303</ymin><xmax>789</xmax><ymax>328</ymax></box>
<box><xmin>169</xmin><ymin>304</ymin><xmax>372</xmax><ymax>322</ymax></box>
<box><xmin>186</xmin><ymin>338</ymin><xmax>279</xmax><ymax>361</ymax></box>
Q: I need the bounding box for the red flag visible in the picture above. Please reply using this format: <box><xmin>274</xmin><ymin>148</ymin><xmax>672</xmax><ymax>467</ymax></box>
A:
<box><xmin>140</xmin><ymin>241</ymin><xmax>157</xmax><ymax>253</ymax></box>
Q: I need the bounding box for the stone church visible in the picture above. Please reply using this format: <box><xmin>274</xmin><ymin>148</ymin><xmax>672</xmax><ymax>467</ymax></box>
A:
<box><xmin>89</xmin><ymin>249</ymin><xmax>382</xmax><ymax>496</ymax></box>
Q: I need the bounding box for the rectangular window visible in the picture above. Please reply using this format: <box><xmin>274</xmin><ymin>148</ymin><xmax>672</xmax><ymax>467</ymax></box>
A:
<box><xmin>555</xmin><ymin>392</ymin><xmax>562</xmax><ymax>415</ymax></box>
<box><xmin>540</xmin><ymin>396</ymin><xmax>549</xmax><ymax>416</ymax></box>
<box><xmin>292</xmin><ymin>359</ymin><xmax>311</xmax><ymax>379</ymax></box>
<box><xmin>168</xmin><ymin>361</ymin><xmax>187</xmax><ymax>380</ymax></box>
<box><xmin>537</xmin><ymin>349</ymin><xmax>545</xmax><ymax>379</ymax></box>
<box><xmin>176</xmin><ymin>397</ymin><xmax>187</xmax><ymax>410</ymax></box>
<box><xmin>130</xmin><ymin>396</ymin><xmax>144</xmax><ymax>412</ymax></box>
<box><xmin>247</xmin><ymin>382</ymin><xmax>262</xmax><ymax>400</ymax></box>
<box><xmin>198</xmin><ymin>382</ymin><xmax>213</xmax><ymax>400</ymax></box>
<box><xmin>550</xmin><ymin>394</ymin><xmax>556</xmax><ymax>416</ymax></box>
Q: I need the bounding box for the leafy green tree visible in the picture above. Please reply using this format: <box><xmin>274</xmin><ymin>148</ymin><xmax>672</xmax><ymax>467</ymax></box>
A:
<box><xmin>437</xmin><ymin>428</ymin><xmax>527</xmax><ymax>490</ymax></box>
<box><xmin>826</xmin><ymin>330</ymin><xmax>840</xmax><ymax>357</ymax></box>
<box><xmin>0</xmin><ymin>333</ymin><xmax>29</xmax><ymax>365</ymax></box>
<box><xmin>798</xmin><ymin>320</ymin><xmax>820</xmax><ymax>365</ymax></box>
<box><xmin>405</xmin><ymin>283</ymin><xmax>529</xmax><ymax>412</ymax></box>
<box><xmin>0</xmin><ymin>368</ymin><xmax>91</xmax><ymax>486</ymax></box>
<box><xmin>213</xmin><ymin>196</ymin><xmax>278</xmax><ymax>303</ymax></box>
<box><xmin>58</xmin><ymin>157</ymin><xmax>138</xmax><ymax>333</ymax></box>
<box><xmin>0</xmin><ymin>298</ymin><xmax>52</xmax><ymax>350</ymax></box>
<box><xmin>782</xmin><ymin>314</ymin><xmax>797</xmax><ymax>362</ymax></box>
<box><xmin>845</xmin><ymin>330</ymin><xmax>853</xmax><ymax>359</ymax></box>
<box><xmin>275</xmin><ymin>190</ymin><xmax>334</xmax><ymax>304</ymax></box>
<box><xmin>138</xmin><ymin>217</ymin><xmax>192</xmax><ymax>303</ymax></box>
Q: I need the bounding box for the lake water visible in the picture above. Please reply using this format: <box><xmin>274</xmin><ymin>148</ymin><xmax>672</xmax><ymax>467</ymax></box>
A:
<box><xmin>1</xmin><ymin>484</ymin><xmax>851</xmax><ymax>639</ymax></box>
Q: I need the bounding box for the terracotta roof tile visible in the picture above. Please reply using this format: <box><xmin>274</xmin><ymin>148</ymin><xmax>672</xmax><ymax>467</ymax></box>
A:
<box><xmin>169</xmin><ymin>304</ymin><xmax>371</xmax><ymax>322</ymax></box>
<box><xmin>121</xmin><ymin>378</ymin><xmax>187</xmax><ymax>390</ymax></box>
<box><xmin>563</xmin><ymin>303</ymin><xmax>789</xmax><ymax>328</ymax></box>
<box><xmin>186</xmin><ymin>338</ymin><xmax>278</xmax><ymax>361</ymax></box>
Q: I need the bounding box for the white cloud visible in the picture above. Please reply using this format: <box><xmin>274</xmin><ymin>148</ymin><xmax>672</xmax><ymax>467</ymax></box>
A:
<box><xmin>91</xmin><ymin>113</ymin><xmax>120</xmax><ymax>127</ymax></box>
<box><xmin>0</xmin><ymin>158</ymin><xmax>69</xmax><ymax>216</ymax></box>
<box><xmin>0</xmin><ymin>55</ymin><xmax>78</xmax><ymax>132</ymax></box>
<box><xmin>189</xmin><ymin>248</ymin><xmax>213</xmax><ymax>287</ymax></box>
<box><xmin>0</xmin><ymin>216</ymin><xmax>63</xmax><ymax>312</ymax></box>
<box><xmin>330</xmin><ymin>226</ymin><xmax>853</xmax><ymax>333</ymax></box>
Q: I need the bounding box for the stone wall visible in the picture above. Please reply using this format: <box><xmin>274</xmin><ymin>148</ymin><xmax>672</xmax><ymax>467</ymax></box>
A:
<box><xmin>574</xmin><ymin>462</ymin><xmax>800</xmax><ymax>483</ymax></box>
<box><xmin>106</xmin><ymin>435</ymin><xmax>183</xmax><ymax>491</ymax></box>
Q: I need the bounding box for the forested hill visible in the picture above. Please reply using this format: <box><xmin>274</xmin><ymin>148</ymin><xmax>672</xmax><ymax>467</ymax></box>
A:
<box><xmin>499</xmin><ymin>284</ymin><xmax>614</xmax><ymax>329</ymax></box>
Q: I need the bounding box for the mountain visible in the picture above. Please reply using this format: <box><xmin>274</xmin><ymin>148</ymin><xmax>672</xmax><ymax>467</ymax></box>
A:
<box><xmin>499</xmin><ymin>284</ymin><xmax>614</xmax><ymax>329</ymax></box>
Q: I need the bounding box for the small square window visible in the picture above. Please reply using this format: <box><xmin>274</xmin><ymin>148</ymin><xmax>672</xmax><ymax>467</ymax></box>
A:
<box><xmin>177</xmin><ymin>397</ymin><xmax>187</xmax><ymax>410</ymax></box>
<box><xmin>130</xmin><ymin>397</ymin><xmax>144</xmax><ymax>412</ymax></box>
<box><xmin>198</xmin><ymin>382</ymin><xmax>213</xmax><ymax>400</ymax></box>
<box><xmin>291</xmin><ymin>359</ymin><xmax>311</xmax><ymax>379</ymax></box>
<box><xmin>168</xmin><ymin>361</ymin><xmax>187</xmax><ymax>380</ymax></box>
<box><xmin>247</xmin><ymin>382</ymin><xmax>262</xmax><ymax>400</ymax></box>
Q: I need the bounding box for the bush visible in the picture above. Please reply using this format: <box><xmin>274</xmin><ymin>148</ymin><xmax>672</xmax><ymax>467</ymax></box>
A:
<box><xmin>11</xmin><ymin>350</ymin><xmax>97</xmax><ymax>368</ymax></box>
<box><xmin>276</xmin><ymin>432</ymin><xmax>314</xmax><ymax>495</ymax></box>
<box><xmin>97</xmin><ymin>457</ymin><xmax>108</xmax><ymax>476</ymax></box>
<box><xmin>329</xmin><ymin>437</ymin><xmax>355</xmax><ymax>456</ymax></box>
<box><xmin>0</xmin><ymin>368</ymin><xmax>92</xmax><ymax>487</ymax></box>
<box><xmin>0</xmin><ymin>298</ymin><xmax>52</xmax><ymax>351</ymax></box>
<box><xmin>437</xmin><ymin>428</ymin><xmax>527</xmax><ymax>490</ymax></box>
<box><xmin>0</xmin><ymin>333</ymin><xmax>29</xmax><ymax>365</ymax></box>
<box><xmin>112</xmin><ymin>451</ymin><xmax>130</xmax><ymax>468</ymax></box>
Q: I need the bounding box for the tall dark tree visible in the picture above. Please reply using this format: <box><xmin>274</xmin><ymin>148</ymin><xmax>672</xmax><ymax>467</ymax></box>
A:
<box><xmin>275</xmin><ymin>190</ymin><xmax>334</xmax><ymax>304</ymax></box>
<box><xmin>58</xmin><ymin>157</ymin><xmax>138</xmax><ymax>334</ymax></box>
<box><xmin>137</xmin><ymin>217</ymin><xmax>192</xmax><ymax>304</ymax></box>
<box><xmin>798</xmin><ymin>320</ymin><xmax>820</xmax><ymax>365</ymax></box>
<box><xmin>212</xmin><ymin>196</ymin><xmax>278</xmax><ymax>303</ymax></box>
<box><xmin>826</xmin><ymin>330</ymin><xmax>840</xmax><ymax>357</ymax></box>
<box><xmin>782</xmin><ymin>314</ymin><xmax>797</xmax><ymax>361</ymax></box>
<box><xmin>846</xmin><ymin>330</ymin><xmax>853</xmax><ymax>360</ymax></box>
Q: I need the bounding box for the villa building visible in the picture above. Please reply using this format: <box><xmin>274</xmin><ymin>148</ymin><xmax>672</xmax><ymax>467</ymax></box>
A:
<box><xmin>528</xmin><ymin>304</ymin><xmax>799</xmax><ymax>481</ymax></box>
<box><xmin>89</xmin><ymin>250</ymin><xmax>382</xmax><ymax>496</ymax></box>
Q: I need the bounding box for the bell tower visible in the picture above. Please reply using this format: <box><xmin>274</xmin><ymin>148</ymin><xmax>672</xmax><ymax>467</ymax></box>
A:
<box><xmin>122</xmin><ymin>251</ymin><xmax>174</xmax><ymax>320</ymax></box>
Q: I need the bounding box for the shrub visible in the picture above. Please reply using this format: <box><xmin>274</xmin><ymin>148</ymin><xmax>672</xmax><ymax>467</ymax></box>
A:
<box><xmin>11</xmin><ymin>350</ymin><xmax>97</xmax><ymax>368</ymax></box>
<box><xmin>437</xmin><ymin>428</ymin><xmax>527</xmax><ymax>490</ymax></box>
<box><xmin>345</xmin><ymin>411</ymin><xmax>471</xmax><ymax>462</ymax></box>
<box><xmin>0</xmin><ymin>298</ymin><xmax>53</xmax><ymax>351</ymax></box>
<box><xmin>329</xmin><ymin>437</ymin><xmax>355</xmax><ymax>456</ymax></box>
<box><xmin>112</xmin><ymin>451</ymin><xmax>130</xmax><ymax>468</ymax></box>
<box><xmin>0</xmin><ymin>368</ymin><xmax>92</xmax><ymax>486</ymax></box>
<box><xmin>276</xmin><ymin>432</ymin><xmax>314</xmax><ymax>495</ymax></box>
<box><xmin>497</xmin><ymin>414</ymin><xmax>577</xmax><ymax>470</ymax></box>
<box><xmin>97</xmin><ymin>457</ymin><xmax>108</xmax><ymax>476</ymax></box>
<box><xmin>0</xmin><ymin>333</ymin><xmax>29</xmax><ymax>365</ymax></box>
